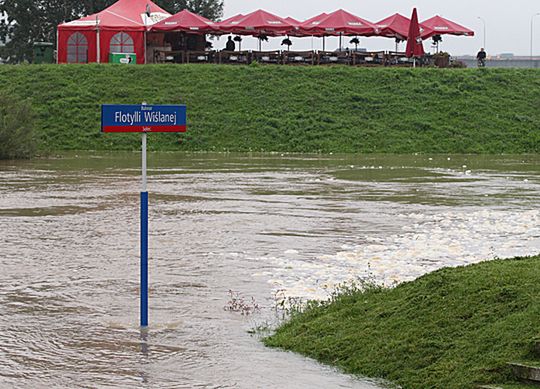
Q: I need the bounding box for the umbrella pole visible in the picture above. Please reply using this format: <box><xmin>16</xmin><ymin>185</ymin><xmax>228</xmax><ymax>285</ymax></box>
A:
<box><xmin>323</xmin><ymin>36</ymin><xmax>325</xmax><ymax>51</ymax></box>
<box><xmin>339</xmin><ymin>33</ymin><xmax>342</xmax><ymax>51</ymax></box>
<box><xmin>413</xmin><ymin>58</ymin><xmax>416</xmax><ymax>68</ymax></box>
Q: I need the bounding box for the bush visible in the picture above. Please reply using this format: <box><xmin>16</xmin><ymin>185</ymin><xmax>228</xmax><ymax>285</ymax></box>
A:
<box><xmin>0</xmin><ymin>94</ymin><xmax>36</xmax><ymax>159</ymax></box>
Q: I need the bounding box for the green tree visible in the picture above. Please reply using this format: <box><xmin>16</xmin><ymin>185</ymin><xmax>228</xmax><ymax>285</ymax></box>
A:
<box><xmin>154</xmin><ymin>0</ymin><xmax>224</xmax><ymax>20</ymax></box>
<box><xmin>0</xmin><ymin>0</ymin><xmax>76</xmax><ymax>62</ymax></box>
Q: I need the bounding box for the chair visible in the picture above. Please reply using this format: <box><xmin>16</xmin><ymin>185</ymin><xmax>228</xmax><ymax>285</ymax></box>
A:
<box><xmin>317</xmin><ymin>51</ymin><xmax>351</xmax><ymax>65</ymax></box>
<box><xmin>282</xmin><ymin>51</ymin><xmax>316</xmax><ymax>65</ymax></box>
<box><xmin>186</xmin><ymin>51</ymin><xmax>216</xmax><ymax>64</ymax></box>
<box><xmin>218</xmin><ymin>51</ymin><xmax>251</xmax><ymax>65</ymax></box>
<box><xmin>386</xmin><ymin>51</ymin><xmax>411</xmax><ymax>67</ymax></box>
<box><xmin>251</xmin><ymin>51</ymin><xmax>282</xmax><ymax>64</ymax></box>
<box><xmin>154</xmin><ymin>50</ymin><xmax>184</xmax><ymax>64</ymax></box>
<box><xmin>351</xmin><ymin>51</ymin><xmax>386</xmax><ymax>66</ymax></box>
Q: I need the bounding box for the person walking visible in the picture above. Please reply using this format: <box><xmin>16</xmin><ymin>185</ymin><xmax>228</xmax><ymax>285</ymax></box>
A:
<box><xmin>476</xmin><ymin>48</ymin><xmax>487</xmax><ymax>67</ymax></box>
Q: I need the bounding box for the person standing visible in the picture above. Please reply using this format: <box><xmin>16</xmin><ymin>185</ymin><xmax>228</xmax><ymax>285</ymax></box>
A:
<box><xmin>476</xmin><ymin>48</ymin><xmax>487</xmax><ymax>67</ymax></box>
<box><xmin>225</xmin><ymin>36</ymin><xmax>236</xmax><ymax>52</ymax></box>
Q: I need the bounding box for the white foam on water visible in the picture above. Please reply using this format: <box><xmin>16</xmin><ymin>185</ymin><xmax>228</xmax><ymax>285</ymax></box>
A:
<box><xmin>257</xmin><ymin>209</ymin><xmax>540</xmax><ymax>301</ymax></box>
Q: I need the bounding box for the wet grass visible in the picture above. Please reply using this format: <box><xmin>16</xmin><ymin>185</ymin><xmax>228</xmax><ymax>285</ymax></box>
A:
<box><xmin>264</xmin><ymin>254</ymin><xmax>540</xmax><ymax>389</ymax></box>
<box><xmin>0</xmin><ymin>65</ymin><xmax>538</xmax><ymax>153</ymax></box>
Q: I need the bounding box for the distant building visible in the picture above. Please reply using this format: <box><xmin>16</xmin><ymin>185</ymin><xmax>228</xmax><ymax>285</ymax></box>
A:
<box><xmin>498</xmin><ymin>53</ymin><xmax>514</xmax><ymax>59</ymax></box>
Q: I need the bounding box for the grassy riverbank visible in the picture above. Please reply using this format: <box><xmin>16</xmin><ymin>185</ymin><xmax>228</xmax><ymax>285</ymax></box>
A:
<box><xmin>265</xmin><ymin>255</ymin><xmax>540</xmax><ymax>388</ymax></box>
<box><xmin>0</xmin><ymin>65</ymin><xmax>538</xmax><ymax>153</ymax></box>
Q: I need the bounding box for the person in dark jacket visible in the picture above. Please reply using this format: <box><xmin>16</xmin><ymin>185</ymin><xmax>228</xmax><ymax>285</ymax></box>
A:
<box><xmin>225</xmin><ymin>36</ymin><xmax>236</xmax><ymax>52</ymax></box>
<box><xmin>476</xmin><ymin>48</ymin><xmax>487</xmax><ymax>67</ymax></box>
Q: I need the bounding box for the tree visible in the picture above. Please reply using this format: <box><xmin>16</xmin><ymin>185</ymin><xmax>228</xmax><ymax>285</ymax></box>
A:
<box><xmin>0</xmin><ymin>0</ymin><xmax>223</xmax><ymax>63</ymax></box>
<box><xmin>155</xmin><ymin>0</ymin><xmax>223</xmax><ymax>20</ymax></box>
<box><xmin>0</xmin><ymin>0</ymin><xmax>75</xmax><ymax>62</ymax></box>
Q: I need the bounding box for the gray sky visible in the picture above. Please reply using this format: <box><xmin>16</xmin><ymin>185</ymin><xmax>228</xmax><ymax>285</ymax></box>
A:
<box><xmin>222</xmin><ymin>0</ymin><xmax>540</xmax><ymax>56</ymax></box>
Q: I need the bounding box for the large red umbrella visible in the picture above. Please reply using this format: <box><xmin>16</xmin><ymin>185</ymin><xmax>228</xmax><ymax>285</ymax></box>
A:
<box><xmin>376</xmin><ymin>13</ymin><xmax>432</xmax><ymax>40</ymax></box>
<box><xmin>421</xmin><ymin>15</ymin><xmax>475</xmax><ymax>39</ymax></box>
<box><xmin>406</xmin><ymin>8</ymin><xmax>424</xmax><ymax>59</ymax></box>
<box><xmin>297</xmin><ymin>13</ymin><xmax>328</xmax><ymax>36</ymax></box>
<box><xmin>284</xmin><ymin>17</ymin><xmax>301</xmax><ymax>27</ymax></box>
<box><xmin>217</xmin><ymin>13</ymin><xmax>244</xmax><ymax>29</ymax></box>
<box><xmin>217</xmin><ymin>9</ymin><xmax>295</xmax><ymax>36</ymax></box>
<box><xmin>150</xmin><ymin>9</ymin><xmax>218</xmax><ymax>33</ymax></box>
<box><xmin>305</xmin><ymin>9</ymin><xmax>378</xmax><ymax>36</ymax></box>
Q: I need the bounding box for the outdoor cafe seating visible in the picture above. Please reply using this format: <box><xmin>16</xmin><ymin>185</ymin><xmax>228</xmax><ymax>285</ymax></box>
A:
<box><xmin>151</xmin><ymin>49</ymin><xmax>436</xmax><ymax>67</ymax></box>
<box><xmin>185</xmin><ymin>50</ymin><xmax>215</xmax><ymax>64</ymax></box>
<box><xmin>251</xmin><ymin>50</ymin><xmax>282</xmax><ymax>64</ymax></box>
<box><xmin>218</xmin><ymin>50</ymin><xmax>251</xmax><ymax>65</ymax></box>
<box><xmin>282</xmin><ymin>51</ymin><xmax>316</xmax><ymax>65</ymax></box>
<box><xmin>317</xmin><ymin>51</ymin><xmax>351</xmax><ymax>65</ymax></box>
<box><xmin>351</xmin><ymin>51</ymin><xmax>386</xmax><ymax>66</ymax></box>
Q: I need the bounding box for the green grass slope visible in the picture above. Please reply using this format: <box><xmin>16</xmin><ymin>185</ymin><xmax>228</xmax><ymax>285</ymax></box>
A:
<box><xmin>265</xmin><ymin>255</ymin><xmax>540</xmax><ymax>389</ymax></box>
<box><xmin>0</xmin><ymin>65</ymin><xmax>539</xmax><ymax>153</ymax></box>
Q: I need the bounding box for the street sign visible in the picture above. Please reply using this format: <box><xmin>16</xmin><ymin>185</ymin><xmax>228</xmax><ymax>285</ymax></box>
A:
<box><xmin>101</xmin><ymin>102</ymin><xmax>187</xmax><ymax>328</ymax></box>
<box><xmin>101</xmin><ymin>104</ymin><xmax>187</xmax><ymax>133</ymax></box>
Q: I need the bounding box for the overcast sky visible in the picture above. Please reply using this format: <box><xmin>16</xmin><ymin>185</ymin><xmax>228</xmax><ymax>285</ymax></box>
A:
<box><xmin>221</xmin><ymin>0</ymin><xmax>540</xmax><ymax>56</ymax></box>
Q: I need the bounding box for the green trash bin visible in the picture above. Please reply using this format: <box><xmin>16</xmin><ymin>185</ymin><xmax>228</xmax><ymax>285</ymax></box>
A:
<box><xmin>33</xmin><ymin>42</ymin><xmax>54</xmax><ymax>64</ymax></box>
<box><xmin>109</xmin><ymin>52</ymin><xmax>136</xmax><ymax>64</ymax></box>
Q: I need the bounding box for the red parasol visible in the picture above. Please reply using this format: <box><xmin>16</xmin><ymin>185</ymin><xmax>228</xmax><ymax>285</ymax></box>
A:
<box><xmin>406</xmin><ymin>8</ymin><xmax>424</xmax><ymax>58</ymax></box>
<box><xmin>218</xmin><ymin>13</ymin><xmax>244</xmax><ymax>27</ymax></box>
<box><xmin>216</xmin><ymin>9</ymin><xmax>295</xmax><ymax>36</ymax></box>
<box><xmin>421</xmin><ymin>15</ymin><xmax>475</xmax><ymax>39</ymax></box>
<box><xmin>295</xmin><ymin>13</ymin><xmax>328</xmax><ymax>37</ymax></box>
<box><xmin>284</xmin><ymin>17</ymin><xmax>301</xmax><ymax>27</ymax></box>
<box><xmin>304</xmin><ymin>9</ymin><xmax>378</xmax><ymax>36</ymax></box>
<box><xmin>376</xmin><ymin>13</ymin><xmax>432</xmax><ymax>41</ymax></box>
<box><xmin>150</xmin><ymin>9</ymin><xmax>218</xmax><ymax>33</ymax></box>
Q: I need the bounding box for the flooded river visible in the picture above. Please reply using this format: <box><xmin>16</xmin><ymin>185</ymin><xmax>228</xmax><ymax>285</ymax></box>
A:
<box><xmin>1</xmin><ymin>152</ymin><xmax>539</xmax><ymax>388</ymax></box>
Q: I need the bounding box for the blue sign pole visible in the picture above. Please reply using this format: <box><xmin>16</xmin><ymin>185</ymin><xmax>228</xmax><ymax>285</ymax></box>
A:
<box><xmin>141</xmin><ymin>130</ymin><xmax>148</xmax><ymax>328</ymax></box>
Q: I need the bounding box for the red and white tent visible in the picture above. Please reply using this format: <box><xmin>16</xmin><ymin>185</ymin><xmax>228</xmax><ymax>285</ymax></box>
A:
<box><xmin>150</xmin><ymin>9</ymin><xmax>218</xmax><ymax>33</ymax></box>
<box><xmin>57</xmin><ymin>0</ymin><xmax>170</xmax><ymax>64</ymax></box>
<box><xmin>421</xmin><ymin>15</ymin><xmax>474</xmax><ymax>39</ymax></box>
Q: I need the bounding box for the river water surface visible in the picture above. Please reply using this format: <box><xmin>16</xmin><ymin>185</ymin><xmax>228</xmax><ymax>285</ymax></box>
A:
<box><xmin>1</xmin><ymin>152</ymin><xmax>539</xmax><ymax>388</ymax></box>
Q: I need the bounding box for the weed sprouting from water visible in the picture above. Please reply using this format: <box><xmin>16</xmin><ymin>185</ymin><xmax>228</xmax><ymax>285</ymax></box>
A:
<box><xmin>224</xmin><ymin>290</ymin><xmax>261</xmax><ymax>316</ymax></box>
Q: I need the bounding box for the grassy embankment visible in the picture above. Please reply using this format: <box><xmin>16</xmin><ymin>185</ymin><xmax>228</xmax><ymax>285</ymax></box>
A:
<box><xmin>265</xmin><ymin>255</ymin><xmax>540</xmax><ymax>389</ymax></box>
<box><xmin>0</xmin><ymin>65</ymin><xmax>538</xmax><ymax>153</ymax></box>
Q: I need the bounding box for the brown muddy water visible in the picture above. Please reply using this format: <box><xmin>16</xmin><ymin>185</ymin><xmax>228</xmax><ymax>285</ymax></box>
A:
<box><xmin>0</xmin><ymin>152</ymin><xmax>538</xmax><ymax>388</ymax></box>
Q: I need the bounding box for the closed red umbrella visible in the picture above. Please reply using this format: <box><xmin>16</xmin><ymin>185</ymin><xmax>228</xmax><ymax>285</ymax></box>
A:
<box><xmin>305</xmin><ymin>9</ymin><xmax>378</xmax><ymax>36</ymax></box>
<box><xmin>150</xmin><ymin>9</ymin><xmax>218</xmax><ymax>33</ymax></box>
<box><xmin>406</xmin><ymin>8</ymin><xmax>424</xmax><ymax>59</ymax></box>
<box><xmin>421</xmin><ymin>15</ymin><xmax>474</xmax><ymax>39</ymax></box>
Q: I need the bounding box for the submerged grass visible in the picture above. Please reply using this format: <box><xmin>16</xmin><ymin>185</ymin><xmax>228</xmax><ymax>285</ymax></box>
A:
<box><xmin>264</xmin><ymin>255</ymin><xmax>540</xmax><ymax>389</ymax></box>
<box><xmin>0</xmin><ymin>65</ymin><xmax>538</xmax><ymax>153</ymax></box>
